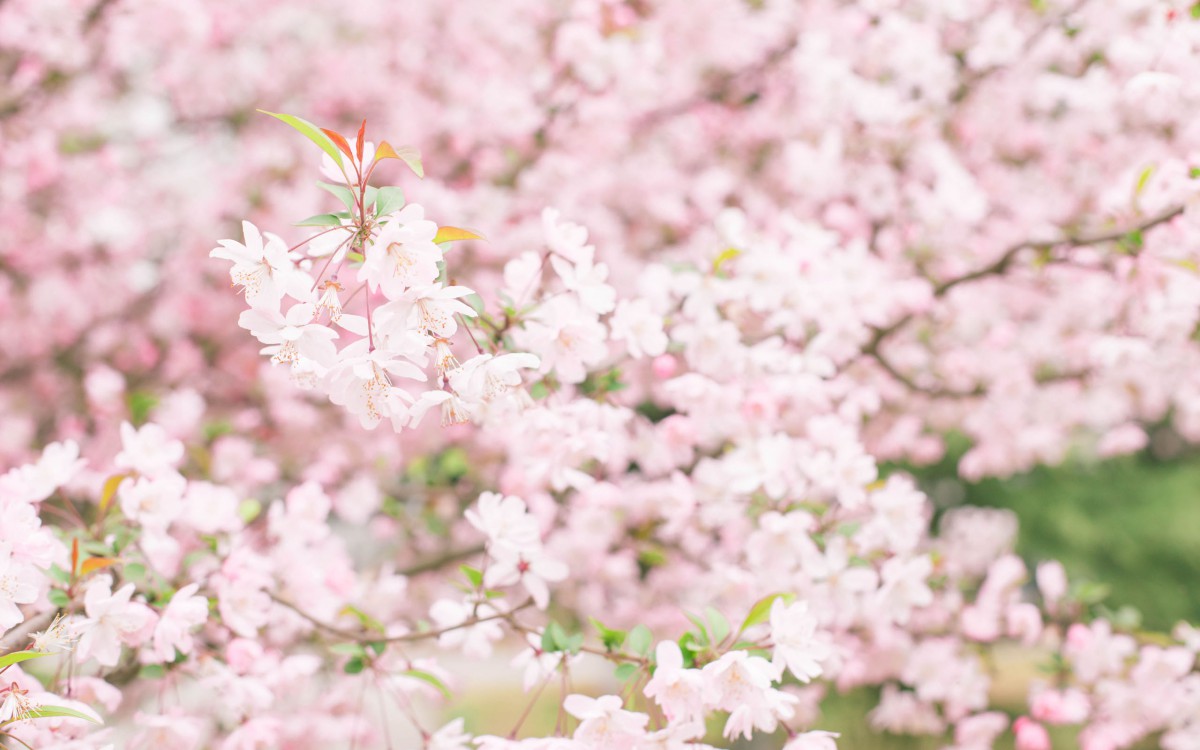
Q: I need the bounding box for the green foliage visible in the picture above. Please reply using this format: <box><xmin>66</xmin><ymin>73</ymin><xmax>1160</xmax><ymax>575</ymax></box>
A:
<box><xmin>406</xmin><ymin>446</ymin><xmax>472</xmax><ymax>486</ymax></box>
<box><xmin>0</xmin><ymin>650</ymin><xmax>51</xmax><ymax>671</ymax></box>
<box><xmin>626</xmin><ymin>624</ymin><xmax>652</xmax><ymax>656</ymax></box>
<box><xmin>237</xmin><ymin>499</ymin><xmax>263</xmax><ymax>524</ymax></box>
<box><xmin>613</xmin><ymin>662</ymin><xmax>638</xmax><ymax>681</ymax></box>
<box><xmin>316</xmin><ymin>181</ymin><xmax>357</xmax><ymax>213</ymax></box>
<box><xmin>295</xmin><ymin>213</ymin><xmax>344</xmax><ymax>227</ymax></box>
<box><xmin>127</xmin><ymin>391</ymin><xmax>158</xmax><ymax>425</ymax></box>
<box><xmin>894</xmin><ymin>448</ymin><xmax>1200</xmax><ymax>629</ymax></box>
<box><xmin>540</xmin><ymin>621</ymin><xmax>583</xmax><ymax>654</ymax></box>
<box><xmin>461</xmin><ymin>565</ymin><xmax>484</xmax><ymax>588</ymax></box>
<box><xmin>373</xmin><ymin>186</ymin><xmax>406</xmax><ymax>217</ymax></box>
<box><xmin>579</xmin><ymin>368</ymin><xmax>627</xmax><ymax>397</ymax></box>
<box><xmin>590</xmin><ymin>618</ymin><xmax>627</xmax><ymax>651</ymax></box>
<box><xmin>400</xmin><ymin>669</ymin><xmax>451</xmax><ymax>698</ymax></box>
<box><xmin>258</xmin><ymin>111</ymin><xmax>345</xmax><ymax>171</ymax></box>
<box><xmin>738</xmin><ymin>593</ymin><xmax>792</xmax><ymax>634</ymax></box>
<box><xmin>10</xmin><ymin>705</ymin><xmax>102</xmax><ymax>726</ymax></box>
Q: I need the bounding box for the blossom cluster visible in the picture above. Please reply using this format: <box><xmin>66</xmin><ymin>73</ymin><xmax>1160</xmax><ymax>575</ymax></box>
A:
<box><xmin>1</xmin><ymin>424</ymin><xmax>1199</xmax><ymax>748</ymax></box>
<box><xmin>211</xmin><ymin>119</ymin><xmax>540</xmax><ymax>432</ymax></box>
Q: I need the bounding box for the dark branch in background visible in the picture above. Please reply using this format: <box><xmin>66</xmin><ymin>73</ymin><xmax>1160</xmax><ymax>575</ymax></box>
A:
<box><xmin>398</xmin><ymin>544</ymin><xmax>484</xmax><ymax>577</ymax></box>
<box><xmin>635</xmin><ymin>32</ymin><xmax>800</xmax><ymax>129</ymax></box>
<box><xmin>953</xmin><ymin>0</ymin><xmax>1091</xmax><ymax>100</ymax></box>
<box><xmin>862</xmin><ymin>205</ymin><xmax>1185</xmax><ymax>398</ymax></box>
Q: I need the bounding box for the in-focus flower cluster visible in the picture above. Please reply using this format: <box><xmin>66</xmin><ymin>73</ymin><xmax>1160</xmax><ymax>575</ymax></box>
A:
<box><xmin>211</xmin><ymin>118</ymin><xmax>541</xmax><ymax>432</ymax></box>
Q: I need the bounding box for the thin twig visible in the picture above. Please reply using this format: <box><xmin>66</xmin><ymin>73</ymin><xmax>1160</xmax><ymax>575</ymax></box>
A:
<box><xmin>860</xmin><ymin>205</ymin><xmax>1184</xmax><ymax>396</ymax></box>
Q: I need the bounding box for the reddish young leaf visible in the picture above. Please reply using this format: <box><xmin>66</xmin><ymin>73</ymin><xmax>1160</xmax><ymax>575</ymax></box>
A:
<box><xmin>356</xmin><ymin>120</ymin><xmax>366</xmax><ymax>162</ymax></box>
<box><xmin>321</xmin><ymin>129</ymin><xmax>354</xmax><ymax>160</ymax></box>
<box><xmin>70</xmin><ymin>539</ymin><xmax>79</xmax><ymax>577</ymax></box>
<box><xmin>373</xmin><ymin>141</ymin><xmax>424</xmax><ymax>178</ymax></box>
<box><xmin>80</xmin><ymin>558</ymin><xmax>119</xmax><ymax>576</ymax></box>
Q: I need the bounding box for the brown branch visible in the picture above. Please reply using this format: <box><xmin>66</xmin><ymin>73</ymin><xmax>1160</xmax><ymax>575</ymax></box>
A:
<box><xmin>268</xmin><ymin>592</ymin><xmax>534</xmax><ymax>645</ymax></box>
<box><xmin>634</xmin><ymin>32</ymin><xmax>800</xmax><ymax>129</ymax></box>
<box><xmin>398</xmin><ymin>544</ymin><xmax>484</xmax><ymax>577</ymax></box>
<box><xmin>860</xmin><ymin>205</ymin><xmax>1183</xmax><ymax>397</ymax></box>
<box><xmin>935</xmin><ymin>205</ymin><xmax>1184</xmax><ymax>297</ymax></box>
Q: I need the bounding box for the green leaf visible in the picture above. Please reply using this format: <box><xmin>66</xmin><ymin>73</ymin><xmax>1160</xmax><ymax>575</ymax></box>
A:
<box><xmin>329</xmin><ymin>643</ymin><xmax>366</xmax><ymax>657</ymax></box>
<box><xmin>678</xmin><ymin>632</ymin><xmax>702</xmax><ymax>667</ymax></box>
<box><xmin>127</xmin><ymin>391</ymin><xmax>158</xmax><ymax>425</ymax></box>
<box><xmin>340</xmin><ymin>605</ymin><xmax>386</xmax><ymax>633</ymax></box>
<box><xmin>124</xmin><ymin>563</ymin><xmax>147</xmax><ymax>582</ymax></box>
<box><xmin>542</xmin><ymin>621</ymin><xmax>569</xmax><ymax>653</ymax></box>
<box><xmin>47</xmin><ymin>565</ymin><xmax>70</xmax><ymax>585</ymax></box>
<box><xmin>138</xmin><ymin>664</ymin><xmax>166</xmax><ymax>679</ymax></box>
<box><xmin>1134</xmin><ymin>164</ymin><xmax>1155</xmax><ymax>199</ymax></box>
<box><xmin>712</xmin><ymin>246</ymin><xmax>741</xmax><ymax>274</ymax></box>
<box><xmin>259</xmin><ymin>110</ymin><xmax>344</xmax><ymax>170</ymax></box>
<box><xmin>460</xmin><ymin>565</ymin><xmax>483</xmax><ymax>588</ymax></box>
<box><xmin>564</xmin><ymin>632</ymin><xmax>584</xmax><ymax>655</ymax></box>
<box><xmin>613</xmin><ymin>662</ymin><xmax>638</xmax><ymax>681</ymax></box>
<box><xmin>344</xmin><ymin>657</ymin><xmax>365</xmax><ymax>674</ymax></box>
<box><xmin>705</xmin><ymin>607</ymin><xmax>730</xmax><ymax>644</ymax></box>
<box><xmin>238</xmin><ymin>499</ymin><xmax>263</xmax><ymax>524</ymax></box>
<box><xmin>367</xmin><ymin>641</ymin><xmax>387</xmax><ymax>656</ymax></box>
<box><xmin>627</xmin><ymin>624</ymin><xmax>652</xmax><ymax>656</ymax></box>
<box><xmin>683</xmin><ymin>611</ymin><xmax>710</xmax><ymax>644</ymax></box>
<box><xmin>375</xmin><ymin>142</ymin><xmax>424</xmax><ymax>178</ymax></box>
<box><xmin>373</xmin><ymin>186</ymin><xmax>406</xmax><ymax>217</ymax></box>
<box><xmin>47</xmin><ymin>589</ymin><xmax>70</xmax><ymax>608</ymax></box>
<box><xmin>1192</xmin><ymin>2</ymin><xmax>1200</xmax><ymax>19</ymax></box>
<box><xmin>590</xmin><ymin>618</ymin><xmax>626</xmax><ymax>651</ymax></box>
<box><xmin>400</xmin><ymin>668</ymin><xmax>451</xmax><ymax>699</ymax></box>
<box><xmin>0</xmin><ymin>650</ymin><xmax>51</xmax><ymax>671</ymax></box>
<box><xmin>12</xmin><ymin>705</ymin><xmax>102</xmax><ymax>725</ymax></box>
<box><xmin>295</xmin><ymin>213</ymin><xmax>345</xmax><ymax>227</ymax></box>
<box><xmin>738</xmin><ymin>592</ymin><xmax>793</xmax><ymax>634</ymax></box>
<box><xmin>316</xmin><ymin>181</ymin><xmax>357</xmax><ymax>213</ymax></box>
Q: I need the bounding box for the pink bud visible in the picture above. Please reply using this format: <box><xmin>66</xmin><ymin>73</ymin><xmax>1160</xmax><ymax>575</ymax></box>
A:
<box><xmin>1037</xmin><ymin>561</ymin><xmax>1068</xmax><ymax>610</ymax></box>
<box><xmin>1014</xmin><ymin>717</ymin><xmax>1051</xmax><ymax>750</ymax></box>
<box><xmin>651</xmin><ymin>354</ymin><xmax>677</xmax><ymax>379</ymax></box>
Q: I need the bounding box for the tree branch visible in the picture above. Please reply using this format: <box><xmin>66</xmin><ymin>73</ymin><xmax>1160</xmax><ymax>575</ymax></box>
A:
<box><xmin>861</xmin><ymin>205</ymin><xmax>1183</xmax><ymax>396</ymax></box>
<box><xmin>398</xmin><ymin>544</ymin><xmax>484</xmax><ymax>577</ymax></box>
<box><xmin>268</xmin><ymin>593</ymin><xmax>534</xmax><ymax>645</ymax></box>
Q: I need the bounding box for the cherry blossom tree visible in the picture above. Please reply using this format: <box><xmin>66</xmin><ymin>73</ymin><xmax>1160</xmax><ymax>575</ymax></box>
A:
<box><xmin>2</xmin><ymin>0</ymin><xmax>1200</xmax><ymax>748</ymax></box>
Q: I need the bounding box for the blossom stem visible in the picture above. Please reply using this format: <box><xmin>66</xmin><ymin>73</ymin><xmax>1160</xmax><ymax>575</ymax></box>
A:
<box><xmin>287</xmin><ymin>225</ymin><xmax>350</xmax><ymax>254</ymax></box>
<box><xmin>266</xmin><ymin>594</ymin><xmax>535</xmax><ymax>645</ymax></box>
<box><xmin>508</xmin><ymin>665</ymin><xmax>558</xmax><ymax>739</ymax></box>
<box><xmin>0</xmin><ymin>730</ymin><xmax>36</xmax><ymax>750</ymax></box>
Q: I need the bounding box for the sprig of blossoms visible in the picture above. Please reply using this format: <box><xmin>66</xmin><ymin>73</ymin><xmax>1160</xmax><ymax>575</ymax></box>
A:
<box><xmin>211</xmin><ymin>114</ymin><xmax>541</xmax><ymax>432</ymax></box>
